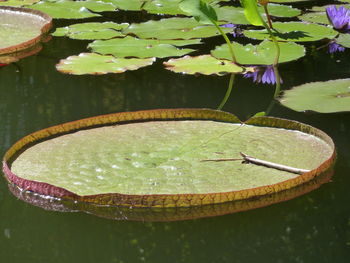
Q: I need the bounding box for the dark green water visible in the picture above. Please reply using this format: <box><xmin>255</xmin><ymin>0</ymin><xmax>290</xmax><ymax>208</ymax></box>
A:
<box><xmin>1</xmin><ymin>27</ymin><xmax>350</xmax><ymax>262</ymax></box>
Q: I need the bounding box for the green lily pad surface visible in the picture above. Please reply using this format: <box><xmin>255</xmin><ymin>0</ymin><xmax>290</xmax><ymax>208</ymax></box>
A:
<box><xmin>164</xmin><ymin>55</ymin><xmax>245</xmax><ymax>75</ymax></box>
<box><xmin>56</xmin><ymin>53</ymin><xmax>155</xmax><ymax>75</ymax></box>
<box><xmin>123</xmin><ymin>17</ymin><xmax>231</xmax><ymax>40</ymax></box>
<box><xmin>298</xmin><ymin>12</ymin><xmax>329</xmax><ymax>25</ymax></box>
<box><xmin>337</xmin><ymin>34</ymin><xmax>350</xmax><ymax>48</ymax></box>
<box><xmin>3</xmin><ymin>109</ymin><xmax>335</xmax><ymax>207</ymax></box>
<box><xmin>0</xmin><ymin>0</ymin><xmax>40</xmax><ymax>6</ymax></box>
<box><xmin>279</xmin><ymin>79</ymin><xmax>350</xmax><ymax>113</ymax></box>
<box><xmin>30</xmin><ymin>0</ymin><xmax>117</xmax><ymax>19</ymax></box>
<box><xmin>211</xmin><ymin>40</ymin><xmax>305</xmax><ymax>65</ymax></box>
<box><xmin>244</xmin><ymin>22</ymin><xmax>337</xmax><ymax>42</ymax></box>
<box><xmin>0</xmin><ymin>6</ymin><xmax>52</xmax><ymax>55</ymax></box>
<box><xmin>100</xmin><ymin>0</ymin><xmax>144</xmax><ymax>11</ymax></box>
<box><xmin>88</xmin><ymin>36</ymin><xmax>195</xmax><ymax>58</ymax></box>
<box><xmin>53</xmin><ymin>22</ymin><xmax>129</xmax><ymax>40</ymax></box>
<box><xmin>9</xmin><ymin>120</ymin><xmax>332</xmax><ymax>196</ymax></box>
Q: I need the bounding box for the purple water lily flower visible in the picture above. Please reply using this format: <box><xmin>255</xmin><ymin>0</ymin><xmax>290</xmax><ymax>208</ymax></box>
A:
<box><xmin>220</xmin><ymin>23</ymin><xmax>243</xmax><ymax>37</ymax></box>
<box><xmin>244</xmin><ymin>65</ymin><xmax>282</xmax><ymax>85</ymax></box>
<box><xmin>326</xmin><ymin>5</ymin><xmax>350</xmax><ymax>32</ymax></box>
<box><xmin>328</xmin><ymin>41</ymin><xmax>346</xmax><ymax>53</ymax></box>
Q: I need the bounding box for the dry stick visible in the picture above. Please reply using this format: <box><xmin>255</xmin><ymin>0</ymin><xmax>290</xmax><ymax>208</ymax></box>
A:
<box><xmin>240</xmin><ymin>152</ymin><xmax>310</xmax><ymax>174</ymax></box>
<box><xmin>201</xmin><ymin>152</ymin><xmax>311</xmax><ymax>175</ymax></box>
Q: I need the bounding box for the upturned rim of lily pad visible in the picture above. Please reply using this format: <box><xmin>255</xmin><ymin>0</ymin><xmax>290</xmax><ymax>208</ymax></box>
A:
<box><xmin>7</xmin><ymin>168</ymin><xmax>333</xmax><ymax>221</ymax></box>
<box><xmin>0</xmin><ymin>6</ymin><xmax>52</xmax><ymax>55</ymax></box>
<box><xmin>2</xmin><ymin>108</ymin><xmax>336</xmax><ymax>208</ymax></box>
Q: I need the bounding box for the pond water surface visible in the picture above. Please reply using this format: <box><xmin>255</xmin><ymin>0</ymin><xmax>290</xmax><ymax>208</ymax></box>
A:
<box><xmin>1</xmin><ymin>6</ymin><xmax>350</xmax><ymax>263</ymax></box>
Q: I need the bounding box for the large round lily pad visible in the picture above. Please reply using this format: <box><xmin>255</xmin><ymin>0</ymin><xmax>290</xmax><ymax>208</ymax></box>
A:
<box><xmin>0</xmin><ymin>6</ymin><xmax>52</xmax><ymax>55</ymax></box>
<box><xmin>3</xmin><ymin>109</ymin><xmax>335</xmax><ymax>208</ymax></box>
<box><xmin>279</xmin><ymin>79</ymin><xmax>350</xmax><ymax>113</ymax></box>
<box><xmin>8</xmin><ymin>169</ymin><xmax>333</xmax><ymax>221</ymax></box>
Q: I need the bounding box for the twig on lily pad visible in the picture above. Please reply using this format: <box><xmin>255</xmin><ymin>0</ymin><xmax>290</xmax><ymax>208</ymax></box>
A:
<box><xmin>201</xmin><ymin>153</ymin><xmax>311</xmax><ymax>175</ymax></box>
<box><xmin>240</xmin><ymin>152</ymin><xmax>311</xmax><ymax>175</ymax></box>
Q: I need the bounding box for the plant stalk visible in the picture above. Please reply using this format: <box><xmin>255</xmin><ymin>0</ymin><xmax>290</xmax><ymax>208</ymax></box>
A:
<box><xmin>217</xmin><ymin>73</ymin><xmax>235</xmax><ymax>110</ymax></box>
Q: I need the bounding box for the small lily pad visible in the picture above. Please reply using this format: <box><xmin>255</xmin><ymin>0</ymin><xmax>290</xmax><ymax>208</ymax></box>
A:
<box><xmin>3</xmin><ymin>109</ymin><xmax>335</xmax><ymax>208</ymax></box>
<box><xmin>56</xmin><ymin>53</ymin><xmax>155</xmax><ymax>75</ymax></box>
<box><xmin>123</xmin><ymin>17</ymin><xmax>231</xmax><ymax>40</ymax></box>
<box><xmin>163</xmin><ymin>55</ymin><xmax>245</xmax><ymax>75</ymax></box>
<box><xmin>53</xmin><ymin>22</ymin><xmax>129</xmax><ymax>40</ymax></box>
<box><xmin>336</xmin><ymin>33</ymin><xmax>350</xmax><ymax>48</ymax></box>
<box><xmin>0</xmin><ymin>6</ymin><xmax>52</xmax><ymax>55</ymax></box>
<box><xmin>211</xmin><ymin>40</ymin><xmax>305</xmax><ymax>65</ymax></box>
<box><xmin>244</xmin><ymin>22</ymin><xmax>337</xmax><ymax>42</ymax></box>
<box><xmin>88</xmin><ymin>36</ymin><xmax>195</xmax><ymax>58</ymax></box>
<box><xmin>30</xmin><ymin>0</ymin><xmax>117</xmax><ymax>19</ymax></box>
<box><xmin>298</xmin><ymin>12</ymin><xmax>329</xmax><ymax>25</ymax></box>
<box><xmin>100</xmin><ymin>0</ymin><xmax>144</xmax><ymax>11</ymax></box>
<box><xmin>279</xmin><ymin>79</ymin><xmax>350</xmax><ymax>113</ymax></box>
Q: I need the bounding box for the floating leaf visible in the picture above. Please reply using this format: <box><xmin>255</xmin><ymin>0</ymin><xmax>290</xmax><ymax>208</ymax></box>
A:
<box><xmin>0</xmin><ymin>6</ymin><xmax>52</xmax><ymax>56</ymax></box>
<box><xmin>179</xmin><ymin>0</ymin><xmax>218</xmax><ymax>24</ymax></box>
<box><xmin>3</xmin><ymin>109</ymin><xmax>335</xmax><ymax>208</ymax></box>
<box><xmin>269</xmin><ymin>0</ymin><xmax>313</xmax><ymax>3</ymax></box>
<box><xmin>211</xmin><ymin>40</ymin><xmax>305</xmax><ymax>65</ymax></box>
<box><xmin>0</xmin><ymin>0</ymin><xmax>39</xmax><ymax>7</ymax></box>
<box><xmin>244</xmin><ymin>22</ymin><xmax>337</xmax><ymax>42</ymax></box>
<box><xmin>163</xmin><ymin>55</ymin><xmax>245</xmax><ymax>75</ymax></box>
<box><xmin>215</xmin><ymin>6</ymin><xmax>250</xmax><ymax>24</ymax></box>
<box><xmin>56</xmin><ymin>53</ymin><xmax>155</xmax><ymax>75</ymax></box>
<box><xmin>279</xmin><ymin>79</ymin><xmax>350</xmax><ymax>113</ymax></box>
<box><xmin>30</xmin><ymin>0</ymin><xmax>116</xmax><ymax>19</ymax></box>
<box><xmin>53</xmin><ymin>22</ymin><xmax>129</xmax><ymax>40</ymax></box>
<box><xmin>266</xmin><ymin>3</ymin><xmax>301</xmax><ymax>17</ymax></box>
<box><xmin>88</xmin><ymin>36</ymin><xmax>195</xmax><ymax>58</ymax></box>
<box><xmin>337</xmin><ymin>33</ymin><xmax>350</xmax><ymax>48</ymax></box>
<box><xmin>122</xmin><ymin>17</ymin><xmax>231</xmax><ymax>40</ymax></box>
<box><xmin>298</xmin><ymin>11</ymin><xmax>329</xmax><ymax>25</ymax></box>
<box><xmin>100</xmin><ymin>0</ymin><xmax>144</xmax><ymax>11</ymax></box>
<box><xmin>9</xmin><ymin>169</ymin><xmax>333</xmax><ymax>221</ymax></box>
<box><xmin>215</xmin><ymin>4</ymin><xmax>300</xmax><ymax>25</ymax></box>
<box><xmin>311</xmin><ymin>4</ymin><xmax>350</xmax><ymax>12</ymax></box>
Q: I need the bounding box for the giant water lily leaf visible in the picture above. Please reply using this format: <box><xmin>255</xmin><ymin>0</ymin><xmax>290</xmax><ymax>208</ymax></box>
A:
<box><xmin>3</xmin><ymin>109</ymin><xmax>335</xmax><ymax>208</ymax></box>
<box><xmin>279</xmin><ymin>79</ymin><xmax>350</xmax><ymax>113</ymax></box>
<box><xmin>56</xmin><ymin>53</ymin><xmax>155</xmax><ymax>75</ymax></box>
<box><xmin>122</xmin><ymin>17</ymin><xmax>231</xmax><ymax>40</ymax></box>
<box><xmin>0</xmin><ymin>6</ymin><xmax>52</xmax><ymax>56</ymax></box>
<box><xmin>336</xmin><ymin>33</ymin><xmax>350</xmax><ymax>48</ymax></box>
<box><xmin>9</xmin><ymin>168</ymin><xmax>333</xmax><ymax>221</ymax></box>
<box><xmin>211</xmin><ymin>40</ymin><xmax>305</xmax><ymax>65</ymax></box>
<box><xmin>88</xmin><ymin>36</ymin><xmax>195</xmax><ymax>58</ymax></box>
<box><xmin>163</xmin><ymin>55</ymin><xmax>246</xmax><ymax>75</ymax></box>
<box><xmin>30</xmin><ymin>0</ymin><xmax>117</xmax><ymax>19</ymax></box>
<box><xmin>53</xmin><ymin>22</ymin><xmax>129</xmax><ymax>40</ymax></box>
<box><xmin>0</xmin><ymin>0</ymin><xmax>40</xmax><ymax>6</ymax></box>
<box><xmin>244</xmin><ymin>22</ymin><xmax>337</xmax><ymax>42</ymax></box>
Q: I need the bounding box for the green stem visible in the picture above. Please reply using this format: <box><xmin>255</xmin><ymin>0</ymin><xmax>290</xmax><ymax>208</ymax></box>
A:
<box><xmin>263</xmin><ymin>4</ymin><xmax>273</xmax><ymax>29</ymax></box>
<box><xmin>211</xmin><ymin>20</ymin><xmax>237</xmax><ymax>64</ymax></box>
<box><xmin>217</xmin><ymin>73</ymin><xmax>235</xmax><ymax>110</ymax></box>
